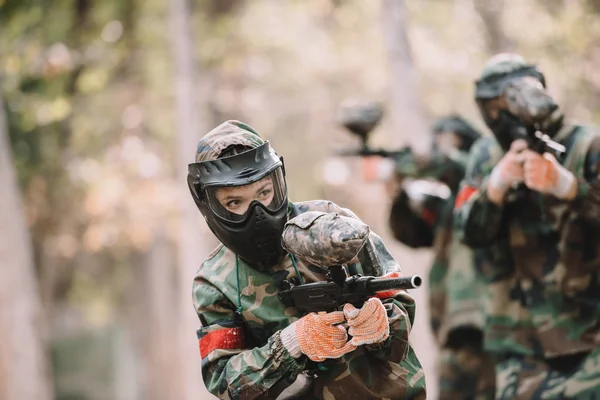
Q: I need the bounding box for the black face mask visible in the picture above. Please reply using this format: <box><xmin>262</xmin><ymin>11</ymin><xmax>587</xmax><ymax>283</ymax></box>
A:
<box><xmin>485</xmin><ymin>110</ymin><xmax>532</xmax><ymax>152</ymax></box>
<box><xmin>203</xmin><ymin>198</ymin><xmax>288</xmax><ymax>271</ymax></box>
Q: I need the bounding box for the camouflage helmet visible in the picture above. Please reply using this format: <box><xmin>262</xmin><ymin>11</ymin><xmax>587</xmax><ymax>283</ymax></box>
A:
<box><xmin>475</xmin><ymin>53</ymin><xmax>546</xmax><ymax>100</ymax></box>
<box><xmin>431</xmin><ymin>115</ymin><xmax>481</xmax><ymax>151</ymax></box>
<box><xmin>187</xmin><ymin>120</ymin><xmax>289</xmax><ymax>270</ymax></box>
<box><xmin>193</xmin><ymin>120</ymin><xmax>265</xmax><ymax>162</ymax></box>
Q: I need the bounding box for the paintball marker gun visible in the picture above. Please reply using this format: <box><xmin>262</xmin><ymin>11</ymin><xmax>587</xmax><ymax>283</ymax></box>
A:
<box><xmin>278</xmin><ymin>211</ymin><xmax>422</xmax><ymax>314</ymax></box>
<box><xmin>278</xmin><ymin>265</ymin><xmax>422</xmax><ymax>313</ymax></box>
<box><xmin>335</xmin><ymin>100</ymin><xmax>411</xmax><ymax>158</ymax></box>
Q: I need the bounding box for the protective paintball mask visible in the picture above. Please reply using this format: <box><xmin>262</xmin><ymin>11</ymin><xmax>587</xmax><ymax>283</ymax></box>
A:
<box><xmin>478</xmin><ymin>77</ymin><xmax>560</xmax><ymax>151</ymax></box>
<box><xmin>188</xmin><ymin>142</ymin><xmax>289</xmax><ymax>270</ymax></box>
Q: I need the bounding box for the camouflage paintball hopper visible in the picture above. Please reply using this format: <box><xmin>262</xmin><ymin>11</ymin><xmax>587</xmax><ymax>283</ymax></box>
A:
<box><xmin>281</xmin><ymin>211</ymin><xmax>370</xmax><ymax>267</ymax></box>
<box><xmin>504</xmin><ymin>77</ymin><xmax>559</xmax><ymax>125</ymax></box>
<box><xmin>337</xmin><ymin>100</ymin><xmax>384</xmax><ymax>144</ymax></box>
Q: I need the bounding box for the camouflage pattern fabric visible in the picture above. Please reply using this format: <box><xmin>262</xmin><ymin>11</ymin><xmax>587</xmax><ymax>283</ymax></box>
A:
<box><xmin>391</xmin><ymin>147</ymin><xmax>493</xmax><ymax>397</ymax></box>
<box><xmin>281</xmin><ymin>211</ymin><xmax>369</xmax><ymax>267</ymax></box>
<box><xmin>193</xmin><ymin>200</ymin><xmax>426</xmax><ymax>400</ymax></box>
<box><xmin>195</xmin><ymin>120</ymin><xmax>265</xmax><ymax>162</ymax></box>
<box><xmin>393</xmin><ymin>149</ymin><xmax>486</xmax><ymax>341</ymax></box>
<box><xmin>455</xmin><ymin>122</ymin><xmax>600</xmax><ymax>361</ymax></box>
<box><xmin>438</xmin><ymin>346</ymin><xmax>496</xmax><ymax>400</ymax></box>
<box><xmin>504</xmin><ymin>77</ymin><xmax>559</xmax><ymax>126</ymax></box>
<box><xmin>494</xmin><ymin>349</ymin><xmax>600</xmax><ymax>399</ymax></box>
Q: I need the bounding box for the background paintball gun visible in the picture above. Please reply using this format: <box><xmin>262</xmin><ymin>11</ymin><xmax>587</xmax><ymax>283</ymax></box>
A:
<box><xmin>335</xmin><ymin>100</ymin><xmax>411</xmax><ymax>158</ymax></box>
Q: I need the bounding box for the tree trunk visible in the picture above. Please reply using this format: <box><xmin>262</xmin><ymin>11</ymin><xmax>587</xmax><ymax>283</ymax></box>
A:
<box><xmin>169</xmin><ymin>0</ymin><xmax>217</xmax><ymax>398</ymax></box>
<box><xmin>0</xmin><ymin>100</ymin><xmax>53</xmax><ymax>399</ymax></box>
<box><xmin>473</xmin><ymin>0</ymin><xmax>514</xmax><ymax>54</ymax></box>
<box><xmin>380</xmin><ymin>1</ymin><xmax>438</xmax><ymax>397</ymax></box>
<box><xmin>126</xmin><ymin>236</ymin><xmax>182</xmax><ymax>400</ymax></box>
<box><xmin>380</xmin><ymin>0</ymin><xmax>430</xmax><ymax>153</ymax></box>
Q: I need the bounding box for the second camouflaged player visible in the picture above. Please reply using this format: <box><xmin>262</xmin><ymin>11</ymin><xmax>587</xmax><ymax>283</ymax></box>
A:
<box><xmin>390</xmin><ymin>115</ymin><xmax>495</xmax><ymax>400</ymax></box>
<box><xmin>455</xmin><ymin>53</ymin><xmax>600</xmax><ymax>399</ymax></box>
<box><xmin>337</xmin><ymin>102</ymin><xmax>495</xmax><ymax>399</ymax></box>
<box><xmin>188</xmin><ymin>120</ymin><xmax>426</xmax><ymax>400</ymax></box>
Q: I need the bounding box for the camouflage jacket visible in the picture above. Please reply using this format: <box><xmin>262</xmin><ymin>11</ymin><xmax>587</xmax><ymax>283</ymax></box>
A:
<box><xmin>193</xmin><ymin>200</ymin><xmax>426</xmax><ymax>400</ymax></box>
<box><xmin>390</xmin><ymin>149</ymin><xmax>485</xmax><ymax>346</ymax></box>
<box><xmin>455</xmin><ymin>122</ymin><xmax>600</xmax><ymax>359</ymax></box>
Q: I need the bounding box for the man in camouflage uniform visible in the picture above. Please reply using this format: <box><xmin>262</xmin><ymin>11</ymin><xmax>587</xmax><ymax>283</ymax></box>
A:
<box><xmin>385</xmin><ymin>115</ymin><xmax>495</xmax><ymax>400</ymax></box>
<box><xmin>187</xmin><ymin>120</ymin><xmax>426</xmax><ymax>399</ymax></box>
<box><xmin>455</xmin><ymin>53</ymin><xmax>600</xmax><ymax>399</ymax></box>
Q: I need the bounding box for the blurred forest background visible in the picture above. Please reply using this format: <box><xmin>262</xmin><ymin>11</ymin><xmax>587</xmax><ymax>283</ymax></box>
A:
<box><xmin>3</xmin><ymin>0</ymin><xmax>600</xmax><ymax>399</ymax></box>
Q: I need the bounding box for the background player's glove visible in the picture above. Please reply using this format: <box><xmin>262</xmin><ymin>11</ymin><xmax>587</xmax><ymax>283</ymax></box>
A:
<box><xmin>281</xmin><ymin>311</ymin><xmax>356</xmax><ymax>362</ymax></box>
<box><xmin>488</xmin><ymin>139</ymin><xmax>527</xmax><ymax>194</ymax></box>
<box><xmin>343</xmin><ymin>297</ymin><xmax>390</xmax><ymax>346</ymax></box>
<box><xmin>521</xmin><ymin>150</ymin><xmax>575</xmax><ymax>199</ymax></box>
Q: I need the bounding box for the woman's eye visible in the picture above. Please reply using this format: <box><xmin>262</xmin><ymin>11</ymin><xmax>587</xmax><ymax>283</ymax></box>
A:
<box><xmin>258</xmin><ymin>189</ymin><xmax>272</xmax><ymax>199</ymax></box>
<box><xmin>226</xmin><ymin>200</ymin><xmax>241</xmax><ymax>209</ymax></box>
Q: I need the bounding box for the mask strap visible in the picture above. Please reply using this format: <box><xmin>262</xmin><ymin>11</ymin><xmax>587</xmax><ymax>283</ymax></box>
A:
<box><xmin>235</xmin><ymin>254</ymin><xmax>243</xmax><ymax>313</ymax></box>
<box><xmin>289</xmin><ymin>253</ymin><xmax>304</xmax><ymax>285</ymax></box>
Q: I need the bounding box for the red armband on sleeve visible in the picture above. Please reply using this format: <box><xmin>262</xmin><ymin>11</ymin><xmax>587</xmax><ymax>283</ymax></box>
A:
<box><xmin>454</xmin><ymin>185</ymin><xmax>478</xmax><ymax>209</ymax></box>
<box><xmin>199</xmin><ymin>327</ymin><xmax>246</xmax><ymax>358</ymax></box>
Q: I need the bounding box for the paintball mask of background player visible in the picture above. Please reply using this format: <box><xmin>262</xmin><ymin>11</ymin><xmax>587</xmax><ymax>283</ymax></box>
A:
<box><xmin>475</xmin><ymin>54</ymin><xmax>563</xmax><ymax>151</ymax></box>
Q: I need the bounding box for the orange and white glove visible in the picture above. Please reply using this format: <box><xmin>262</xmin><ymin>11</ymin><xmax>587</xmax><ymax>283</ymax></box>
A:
<box><xmin>343</xmin><ymin>297</ymin><xmax>390</xmax><ymax>346</ymax></box>
<box><xmin>281</xmin><ymin>311</ymin><xmax>356</xmax><ymax>362</ymax></box>
<box><xmin>521</xmin><ymin>150</ymin><xmax>576</xmax><ymax>199</ymax></box>
<box><xmin>488</xmin><ymin>139</ymin><xmax>528</xmax><ymax>194</ymax></box>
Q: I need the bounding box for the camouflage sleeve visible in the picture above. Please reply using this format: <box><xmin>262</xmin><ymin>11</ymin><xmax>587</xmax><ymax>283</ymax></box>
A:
<box><xmin>395</xmin><ymin>148</ymin><xmax>469</xmax><ymax>191</ymax></box>
<box><xmin>388</xmin><ymin>190</ymin><xmax>435</xmax><ymax>248</ymax></box>
<box><xmin>193</xmin><ymin>277</ymin><xmax>306</xmax><ymax>400</ymax></box>
<box><xmin>323</xmin><ymin>201</ymin><xmax>415</xmax><ymax>362</ymax></box>
<box><xmin>572</xmin><ymin>136</ymin><xmax>600</xmax><ymax>223</ymax></box>
<box><xmin>454</xmin><ymin>138</ymin><xmax>504</xmax><ymax>248</ymax></box>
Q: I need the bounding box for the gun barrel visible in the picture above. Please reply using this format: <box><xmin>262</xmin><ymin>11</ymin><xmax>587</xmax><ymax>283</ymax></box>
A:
<box><xmin>335</xmin><ymin>147</ymin><xmax>411</xmax><ymax>158</ymax></box>
<box><xmin>367</xmin><ymin>275</ymin><xmax>422</xmax><ymax>292</ymax></box>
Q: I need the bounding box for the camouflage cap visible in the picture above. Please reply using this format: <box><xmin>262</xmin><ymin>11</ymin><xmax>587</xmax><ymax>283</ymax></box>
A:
<box><xmin>282</xmin><ymin>211</ymin><xmax>370</xmax><ymax>268</ymax></box>
<box><xmin>195</xmin><ymin>120</ymin><xmax>265</xmax><ymax>162</ymax></box>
